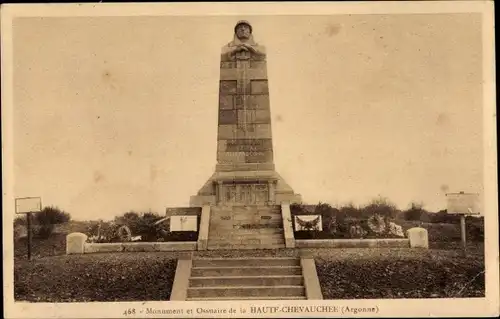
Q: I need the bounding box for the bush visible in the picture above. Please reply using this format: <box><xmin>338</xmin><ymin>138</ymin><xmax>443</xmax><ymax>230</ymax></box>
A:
<box><xmin>34</xmin><ymin>224</ymin><xmax>55</xmax><ymax>239</ymax></box>
<box><xmin>339</xmin><ymin>203</ymin><xmax>362</xmax><ymax>219</ymax></box>
<box><xmin>114</xmin><ymin>211</ymin><xmax>162</xmax><ymax>242</ymax></box>
<box><xmin>403</xmin><ymin>202</ymin><xmax>431</xmax><ymax>221</ymax></box>
<box><xmin>360</xmin><ymin>197</ymin><xmax>398</xmax><ymax>219</ymax></box>
<box><xmin>34</xmin><ymin>207</ymin><xmax>71</xmax><ymax>225</ymax></box>
<box><xmin>290</xmin><ymin>203</ymin><xmax>307</xmax><ymax>214</ymax></box>
<box><xmin>31</xmin><ymin>206</ymin><xmax>70</xmax><ymax>239</ymax></box>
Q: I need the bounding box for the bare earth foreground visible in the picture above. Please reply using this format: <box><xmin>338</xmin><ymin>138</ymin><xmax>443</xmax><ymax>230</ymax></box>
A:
<box><xmin>14</xmin><ymin>242</ymin><xmax>484</xmax><ymax>302</ymax></box>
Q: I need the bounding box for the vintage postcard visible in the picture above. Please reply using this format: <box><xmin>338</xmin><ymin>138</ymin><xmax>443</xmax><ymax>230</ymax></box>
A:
<box><xmin>2</xmin><ymin>1</ymin><xmax>498</xmax><ymax>318</ymax></box>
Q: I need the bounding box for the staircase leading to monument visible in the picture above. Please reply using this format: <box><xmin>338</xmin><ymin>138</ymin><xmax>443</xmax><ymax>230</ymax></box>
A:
<box><xmin>185</xmin><ymin>257</ymin><xmax>306</xmax><ymax>300</ymax></box>
<box><xmin>207</xmin><ymin>205</ymin><xmax>285</xmax><ymax>250</ymax></box>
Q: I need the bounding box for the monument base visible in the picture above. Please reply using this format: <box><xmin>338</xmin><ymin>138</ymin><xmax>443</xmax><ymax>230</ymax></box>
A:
<box><xmin>189</xmin><ymin>170</ymin><xmax>302</xmax><ymax>207</ymax></box>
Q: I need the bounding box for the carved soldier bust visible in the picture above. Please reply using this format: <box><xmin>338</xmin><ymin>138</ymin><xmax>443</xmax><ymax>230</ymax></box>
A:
<box><xmin>222</xmin><ymin>20</ymin><xmax>266</xmax><ymax>61</ymax></box>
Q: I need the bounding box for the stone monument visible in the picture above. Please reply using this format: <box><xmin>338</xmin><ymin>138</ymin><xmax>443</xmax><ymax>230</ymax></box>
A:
<box><xmin>191</xmin><ymin>20</ymin><xmax>301</xmax><ymax>207</ymax></box>
<box><xmin>190</xmin><ymin>21</ymin><xmax>301</xmax><ymax>249</ymax></box>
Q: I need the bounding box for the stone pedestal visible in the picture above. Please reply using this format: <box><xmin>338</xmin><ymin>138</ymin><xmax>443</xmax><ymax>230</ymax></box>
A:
<box><xmin>407</xmin><ymin>227</ymin><xmax>429</xmax><ymax>248</ymax></box>
<box><xmin>66</xmin><ymin>232</ymin><xmax>88</xmax><ymax>254</ymax></box>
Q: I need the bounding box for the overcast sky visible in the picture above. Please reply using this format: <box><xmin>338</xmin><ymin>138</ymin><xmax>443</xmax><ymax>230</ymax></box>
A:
<box><xmin>11</xmin><ymin>14</ymin><xmax>484</xmax><ymax>220</ymax></box>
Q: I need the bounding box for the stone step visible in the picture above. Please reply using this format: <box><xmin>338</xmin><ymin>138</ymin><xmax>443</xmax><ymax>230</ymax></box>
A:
<box><xmin>210</xmin><ymin>216</ymin><xmax>282</xmax><ymax>223</ymax></box>
<box><xmin>216</xmin><ymin>233</ymin><xmax>284</xmax><ymax>240</ymax></box>
<box><xmin>211</xmin><ymin>208</ymin><xmax>281</xmax><ymax>213</ymax></box>
<box><xmin>225</xmin><ymin>215</ymin><xmax>282</xmax><ymax>221</ymax></box>
<box><xmin>232</xmin><ymin>219</ymin><xmax>282</xmax><ymax>225</ymax></box>
<box><xmin>208</xmin><ymin>237</ymin><xmax>285</xmax><ymax>245</ymax></box>
<box><xmin>232</xmin><ymin>211</ymin><xmax>282</xmax><ymax>216</ymax></box>
<box><xmin>192</xmin><ymin>257</ymin><xmax>299</xmax><ymax>268</ymax></box>
<box><xmin>206</xmin><ymin>234</ymin><xmax>285</xmax><ymax>241</ymax></box>
<box><xmin>207</xmin><ymin>243</ymin><xmax>286</xmax><ymax>250</ymax></box>
<box><xmin>209</xmin><ymin>226</ymin><xmax>283</xmax><ymax>233</ymax></box>
<box><xmin>228</xmin><ymin>236</ymin><xmax>284</xmax><ymax>243</ymax></box>
<box><xmin>211</xmin><ymin>208</ymin><xmax>281</xmax><ymax>214</ymax></box>
<box><xmin>187</xmin><ymin>285</ymin><xmax>306</xmax><ymax>298</ymax></box>
<box><xmin>210</xmin><ymin>228</ymin><xmax>284</xmax><ymax>235</ymax></box>
<box><xmin>189</xmin><ymin>275</ymin><xmax>303</xmax><ymax>287</ymax></box>
<box><xmin>207</xmin><ymin>238</ymin><xmax>285</xmax><ymax>245</ymax></box>
<box><xmin>186</xmin><ymin>296</ymin><xmax>307</xmax><ymax>300</ymax></box>
<box><xmin>230</xmin><ymin>206</ymin><xmax>280</xmax><ymax>211</ymax></box>
<box><xmin>191</xmin><ymin>266</ymin><xmax>302</xmax><ymax>277</ymax></box>
<box><xmin>208</xmin><ymin>231</ymin><xmax>284</xmax><ymax>237</ymax></box>
<box><xmin>210</xmin><ymin>224</ymin><xmax>283</xmax><ymax>232</ymax></box>
<box><xmin>234</xmin><ymin>220</ymin><xmax>283</xmax><ymax>226</ymax></box>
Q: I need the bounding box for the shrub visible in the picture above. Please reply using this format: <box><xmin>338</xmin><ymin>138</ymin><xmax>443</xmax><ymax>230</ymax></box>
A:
<box><xmin>339</xmin><ymin>203</ymin><xmax>362</xmax><ymax>219</ymax></box>
<box><xmin>114</xmin><ymin>211</ymin><xmax>162</xmax><ymax>241</ymax></box>
<box><xmin>290</xmin><ymin>203</ymin><xmax>307</xmax><ymax>214</ymax></box>
<box><xmin>34</xmin><ymin>224</ymin><xmax>55</xmax><ymax>239</ymax></box>
<box><xmin>403</xmin><ymin>202</ymin><xmax>429</xmax><ymax>221</ymax></box>
<box><xmin>31</xmin><ymin>206</ymin><xmax>70</xmax><ymax>238</ymax></box>
<box><xmin>359</xmin><ymin>197</ymin><xmax>399</xmax><ymax>219</ymax></box>
<box><xmin>34</xmin><ymin>206</ymin><xmax>71</xmax><ymax>225</ymax></box>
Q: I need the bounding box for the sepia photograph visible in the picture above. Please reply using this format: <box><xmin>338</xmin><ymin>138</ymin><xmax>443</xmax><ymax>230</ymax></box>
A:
<box><xmin>2</xmin><ymin>2</ymin><xmax>497</xmax><ymax>318</ymax></box>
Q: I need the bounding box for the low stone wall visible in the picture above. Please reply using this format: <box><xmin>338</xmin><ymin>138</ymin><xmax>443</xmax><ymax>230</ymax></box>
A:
<box><xmin>66</xmin><ymin>233</ymin><xmax>197</xmax><ymax>254</ymax></box>
<box><xmin>295</xmin><ymin>238</ymin><xmax>410</xmax><ymax>249</ymax></box>
<box><xmin>83</xmin><ymin>242</ymin><xmax>197</xmax><ymax>254</ymax></box>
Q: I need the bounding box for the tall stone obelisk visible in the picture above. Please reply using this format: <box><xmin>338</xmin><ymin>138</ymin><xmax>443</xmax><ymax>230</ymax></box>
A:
<box><xmin>190</xmin><ymin>21</ymin><xmax>301</xmax><ymax>207</ymax></box>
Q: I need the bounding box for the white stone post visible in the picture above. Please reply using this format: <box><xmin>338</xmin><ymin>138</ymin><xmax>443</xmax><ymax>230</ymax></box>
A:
<box><xmin>407</xmin><ymin>227</ymin><xmax>429</xmax><ymax>248</ymax></box>
<box><xmin>66</xmin><ymin>232</ymin><xmax>88</xmax><ymax>254</ymax></box>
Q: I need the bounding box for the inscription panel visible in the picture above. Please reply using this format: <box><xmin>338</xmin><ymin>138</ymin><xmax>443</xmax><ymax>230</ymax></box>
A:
<box><xmin>220</xmin><ymin>183</ymin><xmax>269</xmax><ymax>205</ymax></box>
<box><xmin>245</xmin><ymin>151</ymin><xmax>274</xmax><ymax>163</ymax></box>
<box><xmin>225</xmin><ymin>139</ymin><xmax>273</xmax><ymax>152</ymax></box>
<box><xmin>216</xmin><ymin>163</ymin><xmax>275</xmax><ymax>172</ymax></box>
<box><xmin>217</xmin><ymin>151</ymin><xmax>246</xmax><ymax>164</ymax></box>
<box><xmin>217</xmin><ymin>150</ymin><xmax>273</xmax><ymax>164</ymax></box>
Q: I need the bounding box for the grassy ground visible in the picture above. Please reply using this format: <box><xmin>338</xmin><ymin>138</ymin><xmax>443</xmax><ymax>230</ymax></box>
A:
<box><xmin>314</xmin><ymin>244</ymin><xmax>484</xmax><ymax>299</ymax></box>
<box><xmin>14</xmin><ymin>253</ymin><xmax>177</xmax><ymax>302</ymax></box>
<box><xmin>14</xmin><ymin>243</ymin><xmax>484</xmax><ymax>302</ymax></box>
<box><xmin>14</xmin><ymin>234</ymin><xmax>67</xmax><ymax>259</ymax></box>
